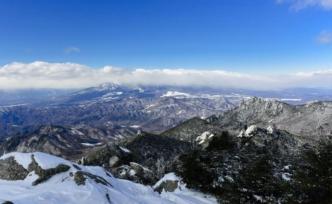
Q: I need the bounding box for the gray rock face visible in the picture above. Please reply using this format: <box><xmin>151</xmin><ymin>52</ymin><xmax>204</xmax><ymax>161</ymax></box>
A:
<box><xmin>112</xmin><ymin>162</ymin><xmax>156</xmax><ymax>185</ymax></box>
<box><xmin>74</xmin><ymin>171</ymin><xmax>112</xmax><ymax>186</ymax></box>
<box><xmin>0</xmin><ymin>154</ymin><xmax>70</xmax><ymax>185</ymax></box>
<box><xmin>80</xmin><ymin>144</ymin><xmax>133</xmax><ymax>168</ymax></box>
<box><xmin>0</xmin><ymin>156</ymin><xmax>28</xmax><ymax>180</ymax></box>
<box><xmin>161</xmin><ymin>117</ymin><xmax>222</xmax><ymax>143</ymax></box>
<box><xmin>28</xmin><ymin>155</ymin><xmax>70</xmax><ymax>185</ymax></box>
<box><xmin>154</xmin><ymin>180</ymin><xmax>179</xmax><ymax>193</ymax></box>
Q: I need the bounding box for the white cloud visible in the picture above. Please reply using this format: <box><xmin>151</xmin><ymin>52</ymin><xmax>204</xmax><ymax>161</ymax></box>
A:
<box><xmin>0</xmin><ymin>61</ymin><xmax>332</xmax><ymax>90</ymax></box>
<box><xmin>64</xmin><ymin>46</ymin><xmax>80</xmax><ymax>54</ymax></box>
<box><xmin>277</xmin><ymin>0</ymin><xmax>332</xmax><ymax>10</ymax></box>
<box><xmin>316</xmin><ymin>31</ymin><xmax>332</xmax><ymax>44</ymax></box>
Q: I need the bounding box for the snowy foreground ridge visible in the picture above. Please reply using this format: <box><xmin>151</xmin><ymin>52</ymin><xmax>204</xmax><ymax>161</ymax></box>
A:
<box><xmin>0</xmin><ymin>152</ymin><xmax>217</xmax><ymax>204</ymax></box>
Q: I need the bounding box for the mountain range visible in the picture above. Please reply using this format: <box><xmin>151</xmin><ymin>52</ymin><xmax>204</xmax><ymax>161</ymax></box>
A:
<box><xmin>1</xmin><ymin>84</ymin><xmax>332</xmax><ymax>203</ymax></box>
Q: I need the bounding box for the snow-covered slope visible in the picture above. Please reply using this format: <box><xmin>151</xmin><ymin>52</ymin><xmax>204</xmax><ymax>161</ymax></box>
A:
<box><xmin>0</xmin><ymin>152</ymin><xmax>217</xmax><ymax>204</ymax></box>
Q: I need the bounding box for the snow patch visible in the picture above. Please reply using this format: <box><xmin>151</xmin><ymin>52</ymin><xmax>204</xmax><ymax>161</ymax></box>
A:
<box><xmin>196</xmin><ymin>131</ymin><xmax>215</xmax><ymax>145</ymax></box>
<box><xmin>155</xmin><ymin>173</ymin><xmax>218</xmax><ymax>204</ymax></box>
<box><xmin>161</xmin><ymin>91</ymin><xmax>192</xmax><ymax>98</ymax></box>
<box><xmin>238</xmin><ymin>125</ymin><xmax>258</xmax><ymax>138</ymax></box>
<box><xmin>281</xmin><ymin>173</ymin><xmax>292</xmax><ymax>181</ymax></box>
<box><xmin>0</xmin><ymin>152</ymin><xmax>71</xmax><ymax>169</ymax></box>
<box><xmin>71</xmin><ymin>129</ymin><xmax>84</xmax><ymax>136</ymax></box>
<box><xmin>119</xmin><ymin>146</ymin><xmax>131</xmax><ymax>153</ymax></box>
<box><xmin>253</xmin><ymin>195</ymin><xmax>264</xmax><ymax>202</ymax></box>
<box><xmin>81</xmin><ymin>142</ymin><xmax>103</xmax><ymax>147</ymax></box>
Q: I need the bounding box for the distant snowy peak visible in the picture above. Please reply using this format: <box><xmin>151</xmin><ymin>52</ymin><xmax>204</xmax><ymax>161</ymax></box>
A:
<box><xmin>97</xmin><ymin>82</ymin><xmax>121</xmax><ymax>90</ymax></box>
<box><xmin>73</xmin><ymin>82</ymin><xmax>122</xmax><ymax>96</ymax></box>
<box><xmin>0</xmin><ymin>152</ymin><xmax>217</xmax><ymax>204</ymax></box>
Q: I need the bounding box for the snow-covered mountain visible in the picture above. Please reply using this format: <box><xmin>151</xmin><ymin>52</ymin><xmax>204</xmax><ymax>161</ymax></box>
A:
<box><xmin>212</xmin><ymin>97</ymin><xmax>332</xmax><ymax>141</ymax></box>
<box><xmin>2</xmin><ymin>84</ymin><xmax>332</xmax><ymax>139</ymax></box>
<box><xmin>1</xmin><ymin>94</ymin><xmax>332</xmax><ymax>203</ymax></box>
<box><xmin>0</xmin><ymin>84</ymin><xmax>245</xmax><ymax>138</ymax></box>
<box><xmin>0</xmin><ymin>152</ymin><xmax>217</xmax><ymax>204</ymax></box>
<box><xmin>0</xmin><ymin>125</ymin><xmax>138</xmax><ymax>159</ymax></box>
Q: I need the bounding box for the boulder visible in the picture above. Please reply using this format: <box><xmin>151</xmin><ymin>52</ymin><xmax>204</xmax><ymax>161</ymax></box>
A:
<box><xmin>0</xmin><ymin>156</ymin><xmax>29</xmax><ymax>180</ymax></box>
<box><xmin>154</xmin><ymin>180</ymin><xmax>179</xmax><ymax>193</ymax></box>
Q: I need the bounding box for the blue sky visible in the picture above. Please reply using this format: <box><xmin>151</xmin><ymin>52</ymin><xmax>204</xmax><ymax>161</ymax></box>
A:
<box><xmin>0</xmin><ymin>0</ymin><xmax>332</xmax><ymax>73</ymax></box>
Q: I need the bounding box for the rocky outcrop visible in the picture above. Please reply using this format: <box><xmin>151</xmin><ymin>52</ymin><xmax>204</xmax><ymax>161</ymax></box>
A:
<box><xmin>161</xmin><ymin>117</ymin><xmax>221</xmax><ymax>143</ymax></box>
<box><xmin>154</xmin><ymin>180</ymin><xmax>179</xmax><ymax>193</ymax></box>
<box><xmin>79</xmin><ymin>144</ymin><xmax>133</xmax><ymax>168</ymax></box>
<box><xmin>196</xmin><ymin>131</ymin><xmax>215</xmax><ymax>149</ymax></box>
<box><xmin>112</xmin><ymin>162</ymin><xmax>156</xmax><ymax>185</ymax></box>
<box><xmin>0</xmin><ymin>156</ymin><xmax>28</xmax><ymax>180</ymax></box>
<box><xmin>0</xmin><ymin>153</ymin><xmax>70</xmax><ymax>185</ymax></box>
<box><xmin>79</xmin><ymin>144</ymin><xmax>157</xmax><ymax>184</ymax></box>
<box><xmin>126</xmin><ymin>133</ymin><xmax>191</xmax><ymax>180</ymax></box>
<box><xmin>74</xmin><ymin>171</ymin><xmax>112</xmax><ymax>186</ymax></box>
<box><xmin>80</xmin><ymin>134</ymin><xmax>190</xmax><ymax>185</ymax></box>
<box><xmin>28</xmin><ymin>155</ymin><xmax>70</xmax><ymax>185</ymax></box>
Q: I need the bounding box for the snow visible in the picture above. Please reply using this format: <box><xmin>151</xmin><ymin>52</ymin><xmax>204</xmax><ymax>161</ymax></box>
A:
<box><xmin>245</xmin><ymin>125</ymin><xmax>258</xmax><ymax>137</ymax></box>
<box><xmin>237</xmin><ymin>130</ymin><xmax>245</xmax><ymax>138</ymax></box>
<box><xmin>283</xmin><ymin>165</ymin><xmax>291</xmax><ymax>170</ymax></box>
<box><xmin>0</xmin><ymin>103</ymin><xmax>28</xmax><ymax>108</ymax></box>
<box><xmin>280</xmin><ymin>98</ymin><xmax>302</xmax><ymax>102</ymax></box>
<box><xmin>119</xmin><ymin>146</ymin><xmax>131</xmax><ymax>153</ymax></box>
<box><xmin>71</xmin><ymin>129</ymin><xmax>84</xmax><ymax>136</ymax></box>
<box><xmin>0</xmin><ymin>152</ymin><xmax>72</xmax><ymax>169</ymax></box>
<box><xmin>161</xmin><ymin>91</ymin><xmax>192</xmax><ymax>98</ymax></box>
<box><xmin>224</xmin><ymin>175</ymin><xmax>234</xmax><ymax>183</ymax></box>
<box><xmin>177</xmin><ymin>110</ymin><xmax>184</xmax><ymax>115</ymax></box>
<box><xmin>102</xmin><ymin>91</ymin><xmax>123</xmax><ymax>98</ymax></box>
<box><xmin>129</xmin><ymin>169</ymin><xmax>136</xmax><ymax>176</ymax></box>
<box><xmin>161</xmin><ymin>91</ymin><xmax>243</xmax><ymax>101</ymax></box>
<box><xmin>0</xmin><ymin>152</ymin><xmax>217</xmax><ymax>204</ymax></box>
<box><xmin>0</xmin><ymin>152</ymin><xmax>32</xmax><ymax>169</ymax></box>
<box><xmin>196</xmin><ymin>131</ymin><xmax>215</xmax><ymax>145</ymax></box>
<box><xmin>130</xmin><ymin>125</ymin><xmax>141</xmax><ymax>129</ymax></box>
<box><xmin>253</xmin><ymin>195</ymin><xmax>264</xmax><ymax>202</ymax></box>
<box><xmin>281</xmin><ymin>173</ymin><xmax>291</xmax><ymax>181</ymax></box>
<box><xmin>144</xmin><ymin>104</ymin><xmax>157</xmax><ymax>109</ymax></box>
<box><xmin>238</xmin><ymin>125</ymin><xmax>258</xmax><ymax>138</ymax></box>
<box><xmin>81</xmin><ymin>142</ymin><xmax>103</xmax><ymax>147</ymax></box>
<box><xmin>154</xmin><ymin>173</ymin><xmax>218</xmax><ymax>204</ymax></box>
<box><xmin>137</xmin><ymin>88</ymin><xmax>145</xmax><ymax>93</ymax></box>
<box><xmin>153</xmin><ymin>173</ymin><xmax>179</xmax><ymax>188</ymax></box>
<box><xmin>267</xmin><ymin>125</ymin><xmax>274</xmax><ymax>134</ymax></box>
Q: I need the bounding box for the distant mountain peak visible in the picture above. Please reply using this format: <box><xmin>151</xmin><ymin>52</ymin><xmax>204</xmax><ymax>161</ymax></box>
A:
<box><xmin>96</xmin><ymin>82</ymin><xmax>121</xmax><ymax>91</ymax></box>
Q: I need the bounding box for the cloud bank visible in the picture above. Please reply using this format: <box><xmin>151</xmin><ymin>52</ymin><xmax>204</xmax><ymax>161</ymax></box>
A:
<box><xmin>277</xmin><ymin>0</ymin><xmax>332</xmax><ymax>10</ymax></box>
<box><xmin>0</xmin><ymin>61</ymin><xmax>332</xmax><ymax>90</ymax></box>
